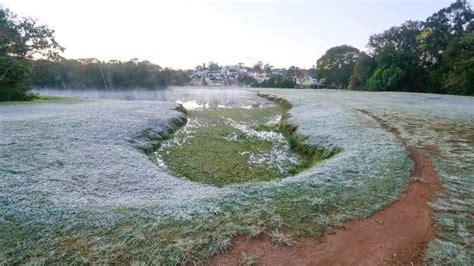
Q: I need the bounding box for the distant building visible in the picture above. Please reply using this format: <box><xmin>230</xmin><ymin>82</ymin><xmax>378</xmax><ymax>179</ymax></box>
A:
<box><xmin>206</xmin><ymin>70</ymin><xmax>224</xmax><ymax>86</ymax></box>
<box><xmin>221</xmin><ymin>65</ymin><xmax>246</xmax><ymax>78</ymax></box>
<box><xmin>188</xmin><ymin>62</ymin><xmax>320</xmax><ymax>88</ymax></box>
<box><xmin>190</xmin><ymin>64</ymin><xmax>250</xmax><ymax>86</ymax></box>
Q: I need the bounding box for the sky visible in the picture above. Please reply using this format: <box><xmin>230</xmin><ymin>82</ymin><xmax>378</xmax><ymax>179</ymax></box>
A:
<box><xmin>2</xmin><ymin>0</ymin><xmax>462</xmax><ymax>69</ymax></box>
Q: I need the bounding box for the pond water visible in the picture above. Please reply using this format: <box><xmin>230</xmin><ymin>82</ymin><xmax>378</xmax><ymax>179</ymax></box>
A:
<box><xmin>38</xmin><ymin>87</ymin><xmax>311</xmax><ymax>186</ymax></box>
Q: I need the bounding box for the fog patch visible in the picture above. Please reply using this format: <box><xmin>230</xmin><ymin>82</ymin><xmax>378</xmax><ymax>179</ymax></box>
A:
<box><xmin>37</xmin><ymin>87</ymin><xmax>274</xmax><ymax>110</ymax></box>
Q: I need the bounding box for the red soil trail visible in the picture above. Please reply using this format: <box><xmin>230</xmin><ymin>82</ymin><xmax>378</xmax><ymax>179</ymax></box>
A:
<box><xmin>209</xmin><ymin>110</ymin><xmax>440</xmax><ymax>265</ymax></box>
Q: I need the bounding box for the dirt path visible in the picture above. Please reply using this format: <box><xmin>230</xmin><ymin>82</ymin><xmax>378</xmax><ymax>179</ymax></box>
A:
<box><xmin>209</xmin><ymin>110</ymin><xmax>440</xmax><ymax>265</ymax></box>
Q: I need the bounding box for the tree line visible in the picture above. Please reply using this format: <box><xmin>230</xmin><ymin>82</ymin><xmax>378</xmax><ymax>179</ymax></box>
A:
<box><xmin>30</xmin><ymin>58</ymin><xmax>191</xmax><ymax>90</ymax></box>
<box><xmin>317</xmin><ymin>0</ymin><xmax>473</xmax><ymax>95</ymax></box>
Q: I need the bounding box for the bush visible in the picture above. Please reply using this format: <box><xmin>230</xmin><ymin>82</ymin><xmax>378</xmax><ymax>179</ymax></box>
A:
<box><xmin>0</xmin><ymin>56</ymin><xmax>35</xmax><ymax>101</ymax></box>
<box><xmin>365</xmin><ymin>66</ymin><xmax>406</xmax><ymax>91</ymax></box>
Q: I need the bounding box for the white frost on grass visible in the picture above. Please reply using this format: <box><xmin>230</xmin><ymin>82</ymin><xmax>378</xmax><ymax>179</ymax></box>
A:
<box><xmin>0</xmin><ymin>99</ymin><xmax>222</xmax><ymax>225</ymax></box>
<box><xmin>1</xmin><ymin>88</ymin><xmax>413</xmax><ymax>226</ymax></box>
<box><xmin>7</xmin><ymin>88</ymin><xmax>467</xmax><ymax>263</ymax></box>
<box><xmin>224</xmin><ymin>118</ymin><xmax>285</xmax><ymax>142</ymax></box>
<box><xmin>267</xmin><ymin>114</ymin><xmax>282</xmax><ymax>125</ymax></box>
<box><xmin>256</xmin><ymin>89</ymin><xmax>474</xmax><ymax>264</ymax></box>
<box><xmin>242</xmin><ymin>146</ymin><xmax>299</xmax><ymax>174</ymax></box>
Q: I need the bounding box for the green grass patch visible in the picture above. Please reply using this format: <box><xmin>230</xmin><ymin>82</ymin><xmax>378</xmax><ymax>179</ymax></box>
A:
<box><xmin>161</xmin><ymin>123</ymin><xmax>286</xmax><ymax>186</ymax></box>
<box><xmin>156</xmin><ymin>102</ymin><xmax>334</xmax><ymax>186</ymax></box>
<box><xmin>253</xmin><ymin>123</ymin><xmax>279</xmax><ymax>132</ymax></box>
<box><xmin>157</xmin><ymin>106</ymin><xmax>290</xmax><ymax>186</ymax></box>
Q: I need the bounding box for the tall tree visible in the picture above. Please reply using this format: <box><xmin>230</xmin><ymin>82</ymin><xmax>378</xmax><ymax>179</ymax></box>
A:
<box><xmin>348</xmin><ymin>52</ymin><xmax>377</xmax><ymax>90</ymax></box>
<box><xmin>317</xmin><ymin>45</ymin><xmax>360</xmax><ymax>88</ymax></box>
<box><xmin>438</xmin><ymin>33</ymin><xmax>474</xmax><ymax>95</ymax></box>
<box><xmin>366</xmin><ymin>21</ymin><xmax>423</xmax><ymax>91</ymax></box>
<box><xmin>417</xmin><ymin>0</ymin><xmax>474</xmax><ymax>69</ymax></box>
<box><xmin>0</xmin><ymin>8</ymin><xmax>63</xmax><ymax>100</ymax></box>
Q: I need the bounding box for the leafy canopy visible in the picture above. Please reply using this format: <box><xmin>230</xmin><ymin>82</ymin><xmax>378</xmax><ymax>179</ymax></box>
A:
<box><xmin>317</xmin><ymin>0</ymin><xmax>474</xmax><ymax>95</ymax></box>
<box><xmin>0</xmin><ymin>8</ymin><xmax>63</xmax><ymax>101</ymax></box>
<box><xmin>316</xmin><ymin>45</ymin><xmax>360</xmax><ymax>88</ymax></box>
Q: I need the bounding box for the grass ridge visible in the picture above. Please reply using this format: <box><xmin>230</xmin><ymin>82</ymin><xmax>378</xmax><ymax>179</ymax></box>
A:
<box><xmin>258</xmin><ymin>93</ymin><xmax>341</xmax><ymax>174</ymax></box>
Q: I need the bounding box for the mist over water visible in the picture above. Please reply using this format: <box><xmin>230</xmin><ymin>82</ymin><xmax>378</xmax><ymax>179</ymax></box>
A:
<box><xmin>37</xmin><ymin>87</ymin><xmax>274</xmax><ymax>109</ymax></box>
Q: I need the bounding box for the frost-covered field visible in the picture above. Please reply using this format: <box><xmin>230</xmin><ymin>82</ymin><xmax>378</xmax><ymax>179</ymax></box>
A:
<box><xmin>259</xmin><ymin>89</ymin><xmax>474</xmax><ymax>264</ymax></box>
<box><xmin>0</xmin><ymin>99</ymin><xmax>219</xmax><ymax>216</ymax></box>
<box><xmin>2</xmin><ymin>88</ymin><xmax>470</xmax><ymax>264</ymax></box>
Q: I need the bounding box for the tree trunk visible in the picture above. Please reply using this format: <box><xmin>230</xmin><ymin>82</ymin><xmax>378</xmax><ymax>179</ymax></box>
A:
<box><xmin>99</xmin><ymin>64</ymin><xmax>109</xmax><ymax>89</ymax></box>
<box><xmin>0</xmin><ymin>63</ymin><xmax>13</xmax><ymax>82</ymax></box>
<box><xmin>56</xmin><ymin>69</ymin><xmax>67</xmax><ymax>89</ymax></box>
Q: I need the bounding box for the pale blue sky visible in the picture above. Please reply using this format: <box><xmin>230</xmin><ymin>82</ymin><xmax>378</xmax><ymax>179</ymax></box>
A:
<box><xmin>2</xmin><ymin>0</ymin><xmax>464</xmax><ymax>69</ymax></box>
